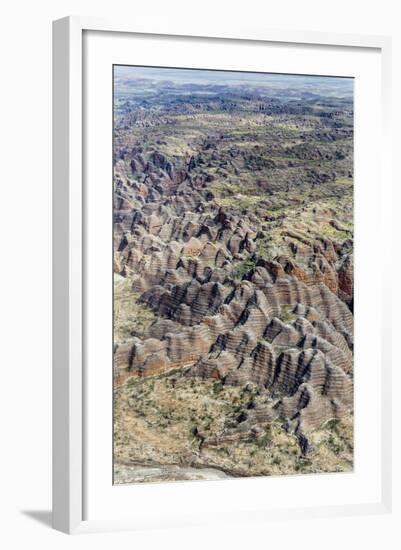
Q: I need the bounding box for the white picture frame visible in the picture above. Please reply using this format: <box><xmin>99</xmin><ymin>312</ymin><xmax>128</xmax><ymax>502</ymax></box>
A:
<box><xmin>52</xmin><ymin>16</ymin><xmax>392</xmax><ymax>534</ymax></box>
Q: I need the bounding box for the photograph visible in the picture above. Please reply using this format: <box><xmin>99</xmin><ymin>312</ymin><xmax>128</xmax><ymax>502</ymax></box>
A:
<box><xmin>0</xmin><ymin>0</ymin><xmax>394</xmax><ymax>543</ymax></box>
<box><xmin>112</xmin><ymin>65</ymin><xmax>354</xmax><ymax>485</ymax></box>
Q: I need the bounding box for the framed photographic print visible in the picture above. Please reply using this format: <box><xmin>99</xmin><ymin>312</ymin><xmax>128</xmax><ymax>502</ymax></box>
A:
<box><xmin>52</xmin><ymin>17</ymin><xmax>392</xmax><ymax>534</ymax></box>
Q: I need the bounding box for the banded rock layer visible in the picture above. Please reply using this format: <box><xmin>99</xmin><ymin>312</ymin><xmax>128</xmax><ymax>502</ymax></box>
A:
<box><xmin>114</xmin><ymin>145</ymin><xmax>353</xmax><ymax>452</ymax></box>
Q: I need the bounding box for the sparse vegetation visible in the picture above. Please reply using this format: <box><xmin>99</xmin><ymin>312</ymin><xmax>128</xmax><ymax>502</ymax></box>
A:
<box><xmin>114</xmin><ymin>276</ymin><xmax>156</xmax><ymax>343</ymax></box>
<box><xmin>113</xmin><ymin>66</ymin><xmax>354</xmax><ymax>484</ymax></box>
<box><xmin>114</xmin><ymin>371</ymin><xmax>353</xmax><ymax>482</ymax></box>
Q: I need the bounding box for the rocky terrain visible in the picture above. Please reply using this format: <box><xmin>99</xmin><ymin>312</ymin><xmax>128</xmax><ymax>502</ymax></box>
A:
<box><xmin>113</xmin><ymin>67</ymin><xmax>354</xmax><ymax>483</ymax></box>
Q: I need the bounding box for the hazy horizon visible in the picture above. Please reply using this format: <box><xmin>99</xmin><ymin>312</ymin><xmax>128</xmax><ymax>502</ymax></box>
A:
<box><xmin>114</xmin><ymin>65</ymin><xmax>353</xmax><ymax>97</ymax></box>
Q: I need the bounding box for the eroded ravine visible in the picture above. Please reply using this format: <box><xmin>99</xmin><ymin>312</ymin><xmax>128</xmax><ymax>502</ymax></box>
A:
<box><xmin>113</xmin><ymin>69</ymin><xmax>354</xmax><ymax>481</ymax></box>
